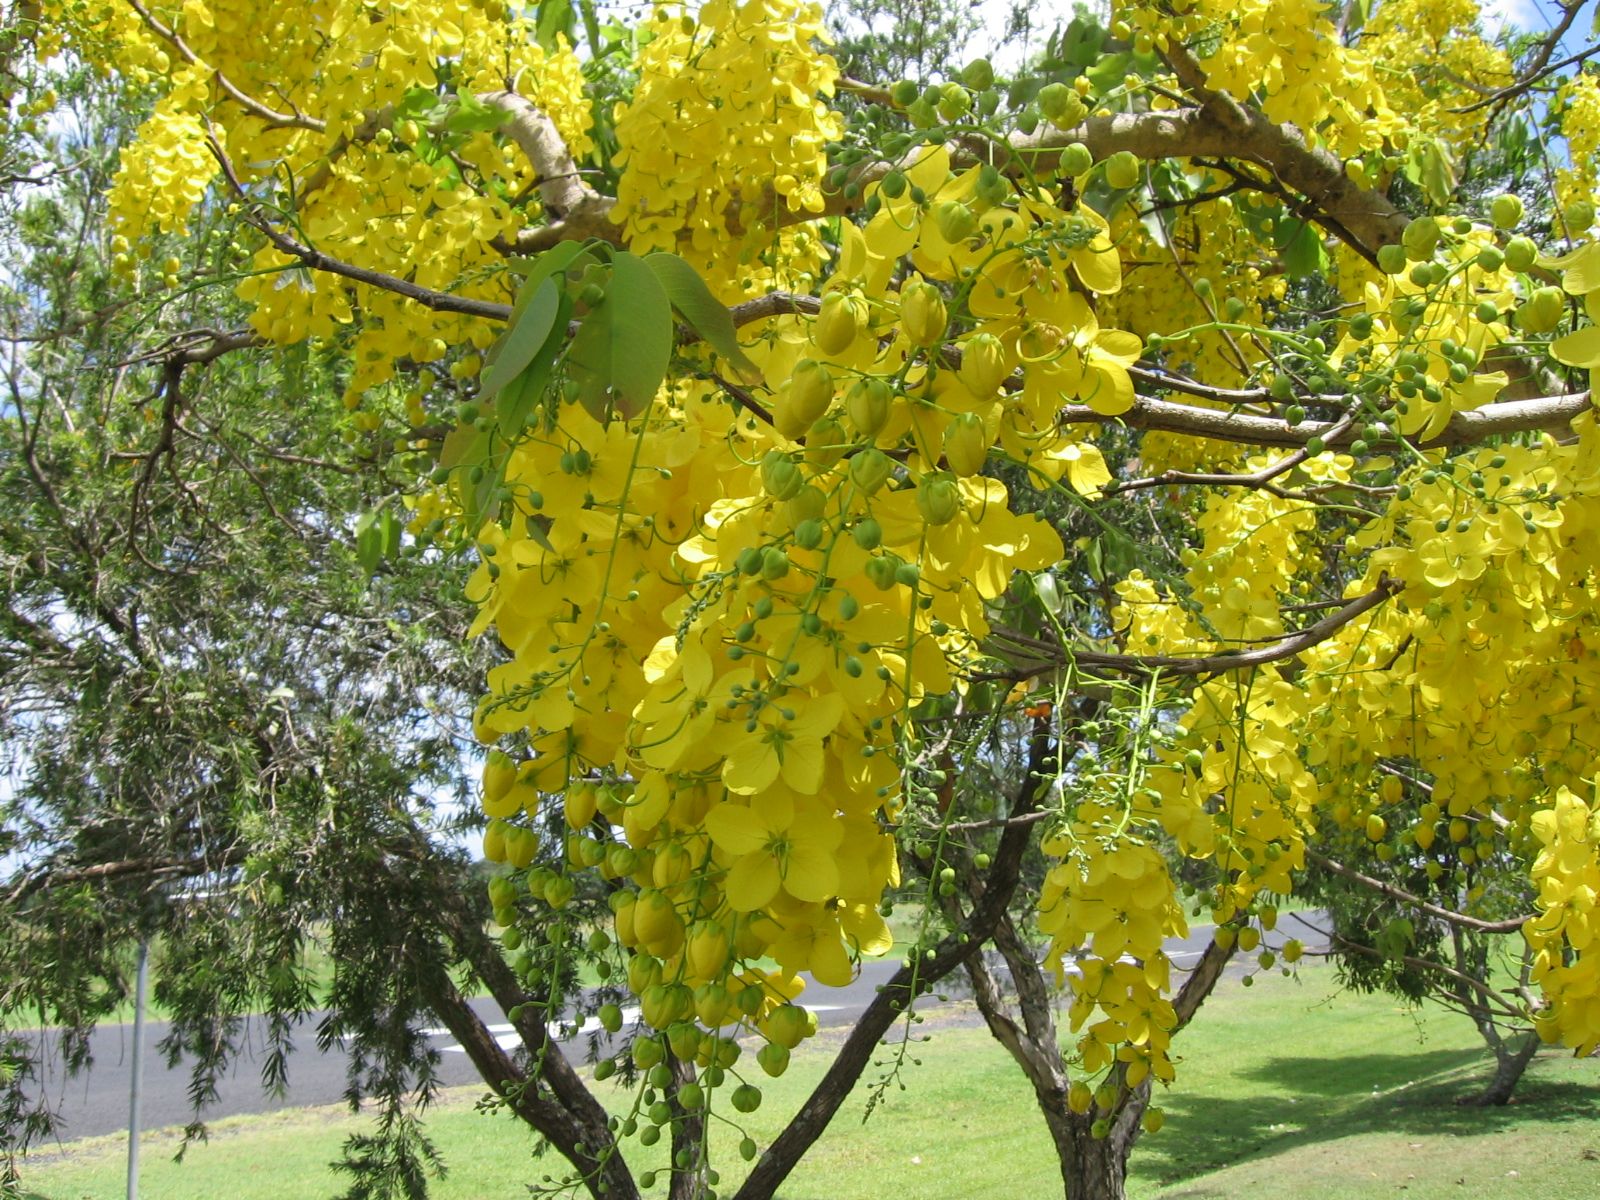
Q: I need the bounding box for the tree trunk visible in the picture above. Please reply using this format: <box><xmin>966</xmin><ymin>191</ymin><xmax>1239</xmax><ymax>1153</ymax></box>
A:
<box><xmin>1467</xmin><ymin>1030</ymin><xmax>1540</xmax><ymax>1107</ymax></box>
<box><xmin>1055</xmin><ymin>1110</ymin><xmax>1139</xmax><ymax>1200</ymax></box>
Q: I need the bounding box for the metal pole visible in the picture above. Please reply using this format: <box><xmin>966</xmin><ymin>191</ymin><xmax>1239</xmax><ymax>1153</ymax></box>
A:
<box><xmin>126</xmin><ymin>939</ymin><xmax>149</xmax><ymax>1200</ymax></box>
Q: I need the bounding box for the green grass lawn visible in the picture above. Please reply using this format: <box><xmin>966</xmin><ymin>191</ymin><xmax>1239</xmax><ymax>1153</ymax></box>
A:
<box><xmin>19</xmin><ymin>966</ymin><xmax>1600</xmax><ymax>1200</ymax></box>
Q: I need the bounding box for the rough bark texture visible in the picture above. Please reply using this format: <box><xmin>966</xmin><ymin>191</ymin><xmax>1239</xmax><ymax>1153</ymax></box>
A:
<box><xmin>423</xmin><ymin>873</ymin><xmax>642</xmax><ymax>1200</ymax></box>
<box><xmin>1470</xmin><ymin>1031</ymin><xmax>1541</xmax><ymax>1106</ymax></box>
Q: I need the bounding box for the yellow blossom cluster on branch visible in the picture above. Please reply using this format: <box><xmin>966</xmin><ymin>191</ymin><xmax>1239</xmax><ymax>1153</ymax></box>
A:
<box><xmin>610</xmin><ymin>0</ymin><xmax>840</xmax><ymax>298</ymax></box>
<box><xmin>42</xmin><ymin>0</ymin><xmax>1600</xmax><ymax>1177</ymax></box>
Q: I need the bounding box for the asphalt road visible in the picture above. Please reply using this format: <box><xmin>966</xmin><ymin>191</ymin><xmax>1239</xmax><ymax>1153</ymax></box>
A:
<box><xmin>27</xmin><ymin>911</ymin><xmax>1326</xmax><ymax>1142</ymax></box>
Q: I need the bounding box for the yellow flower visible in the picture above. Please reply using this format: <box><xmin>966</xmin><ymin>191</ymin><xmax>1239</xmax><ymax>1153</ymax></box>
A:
<box><xmin>706</xmin><ymin>792</ymin><xmax>844</xmax><ymax>910</ymax></box>
<box><xmin>721</xmin><ymin>692</ymin><xmax>845</xmax><ymax>795</ymax></box>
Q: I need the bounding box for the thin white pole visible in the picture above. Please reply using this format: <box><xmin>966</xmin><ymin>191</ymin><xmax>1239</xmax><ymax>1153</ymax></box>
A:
<box><xmin>126</xmin><ymin>939</ymin><xmax>149</xmax><ymax>1200</ymax></box>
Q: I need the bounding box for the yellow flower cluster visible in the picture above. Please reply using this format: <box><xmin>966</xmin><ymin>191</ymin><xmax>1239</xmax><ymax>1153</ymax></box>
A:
<box><xmin>1040</xmin><ymin>823</ymin><xmax>1186</xmax><ymax>1087</ymax></box>
<box><xmin>1337</xmin><ymin>221</ymin><xmax>1515</xmax><ymax>441</ymax></box>
<box><xmin>1527</xmin><ymin>786</ymin><xmax>1600</xmax><ymax>1052</ymax></box>
<box><xmin>1058</xmin><ymin>394</ymin><xmax>1600</xmax><ymax>1068</ymax></box>
<box><xmin>106</xmin><ymin>71</ymin><xmax>217</xmax><ymax>242</ymax></box>
<box><xmin>65</xmin><ymin>0</ymin><xmax>1600</xmax><ymax>1107</ymax></box>
<box><xmin>59</xmin><ymin>0</ymin><xmax>592</xmax><ymax>398</ymax></box>
<box><xmin>463</xmin><ymin>143</ymin><xmax>1174</xmax><ymax>1062</ymax></box>
<box><xmin>610</xmin><ymin>0</ymin><xmax>841</xmax><ymax>297</ymax></box>
<box><xmin>1144</xmin><ymin>0</ymin><xmax>1403</xmax><ymax>158</ymax></box>
<box><xmin>1557</xmin><ymin>74</ymin><xmax>1600</xmax><ymax>213</ymax></box>
<box><xmin>1362</xmin><ymin>0</ymin><xmax>1514</xmax><ymax>149</ymax></box>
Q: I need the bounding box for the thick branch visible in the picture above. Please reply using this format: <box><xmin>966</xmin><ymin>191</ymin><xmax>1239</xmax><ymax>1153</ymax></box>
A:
<box><xmin>478</xmin><ymin>91</ymin><xmax>615</xmax><ymax>239</ymax></box>
<box><xmin>427</xmin><ymin>860</ymin><xmax>639</xmax><ymax>1200</ymax></box>
<box><xmin>1065</xmin><ymin>389</ymin><xmax>1594</xmax><ymax>450</ymax></box>
<box><xmin>1306</xmin><ymin>848</ymin><xmax>1533</xmax><ymax>934</ymax></box>
<box><xmin>1173</xmin><ymin>936</ymin><xmax>1235</xmax><ymax>1030</ymax></box>
<box><xmin>415</xmin><ymin>970</ymin><xmax>637</xmax><ymax>1200</ymax></box>
<box><xmin>988</xmin><ymin>575</ymin><xmax>1402</xmax><ymax>682</ymax></box>
<box><xmin>5</xmin><ymin>849</ymin><xmax>247</xmax><ymax>908</ymax></box>
<box><xmin>719</xmin><ymin>292</ymin><xmax>1593</xmax><ymax>451</ymax></box>
<box><xmin>508</xmin><ymin>95</ymin><xmax>1407</xmax><ymax>258</ymax></box>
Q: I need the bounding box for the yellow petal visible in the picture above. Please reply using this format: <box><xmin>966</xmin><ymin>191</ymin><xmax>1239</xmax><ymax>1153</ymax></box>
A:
<box><xmin>726</xmin><ymin>853</ymin><xmax>781</xmax><ymax>912</ymax></box>
<box><xmin>1552</xmin><ymin>325</ymin><xmax>1600</xmax><ymax>369</ymax></box>
<box><xmin>723</xmin><ymin>734</ymin><xmax>781</xmax><ymax>794</ymax></box>
<box><xmin>809</xmin><ymin>933</ymin><xmax>854</xmax><ymax>987</ymax></box>
<box><xmin>706</xmin><ymin>802</ymin><xmax>770</xmax><ymax>856</ymax></box>
<box><xmin>782</xmin><ymin>844</ymin><xmax>841</xmax><ymax>903</ymax></box>
<box><xmin>1072</xmin><ymin>236</ymin><xmax>1122</xmax><ymax>295</ymax></box>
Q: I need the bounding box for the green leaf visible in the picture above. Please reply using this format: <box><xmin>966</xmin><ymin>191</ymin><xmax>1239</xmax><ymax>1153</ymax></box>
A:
<box><xmin>441</xmin><ymin>426</ymin><xmax>505</xmax><ymax>535</ymax></box>
<box><xmin>643</xmin><ymin>252</ymin><xmax>763</xmax><ymax>384</ymax></box>
<box><xmin>534</xmin><ymin>0</ymin><xmax>576</xmax><ymax>52</ymax></box>
<box><xmin>1058</xmin><ymin>17</ymin><xmax>1106</xmax><ymax>72</ymax></box>
<box><xmin>479</xmin><ymin>277</ymin><xmax>561</xmax><ymax>401</ymax></box>
<box><xmin>510</xmin><ymin>239</ymin><xmax>594</xmax><ymax>287</ymax></box>
<box><xmin>496</xmin><ymin>293</ymin><xmax>572</xmax><ymax>438</ymax></box>
<box><xmin>459</xmin><ymin>444</ymin><xmax>509</xmax><ymax>535</ymax></box>
<box><xmin>1277</xmin><ymin>219</ymin><xmax>1327</xmax><ymax>280</ymax></box>
<box><xmin>444</xmin><ymin>93</ymin><xmax>512</xmax><ymax>135</ymax></box>
<box><xmin>1233</xmin><ymin>195</ymin><xmax>1284</xmax><ymax>243</ymax></box>
<box><xmin>1084</xmin><ymin>51</ymin><xmax>1130</xmax><ymax>98</ymax></box>
<box><xmin>355</xmin><ymin>511</ymin><xmax>383</xmax><ymax>574</ymax></box>
<box><xmin>606</xmin><ymin>250</ymin><xmax>673</xmax><ymax>418</ymax></box>
<box><xmin>1404</xmin><ymin>138</ymin><xmax>1457</xmax><ymax>208</ymax></box>
<box><xmin>397</xmin><ymin>87</ymin><xmax>439</xmax><ymax>120</ymax></box>
<box><xmin>566</xmin><ymin>302</ymin><xmax>616</xmax><ymax>422</ymax></box>
<box><xmin>438</xmin><ymin>421</ymin><xmax>481</xmax><ymax>471</ymax></box>
<box><xmin>378</xmin><ymin>511</ymin><xmax>402</xmax><ymax>560</ymax></box>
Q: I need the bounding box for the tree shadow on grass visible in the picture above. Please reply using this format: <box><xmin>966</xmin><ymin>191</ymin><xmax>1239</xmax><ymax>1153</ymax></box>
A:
<box><xmin>1135</xmin><ymin>1048</ymin><xmax>1597</xmax><ymax>1191</ymax></box>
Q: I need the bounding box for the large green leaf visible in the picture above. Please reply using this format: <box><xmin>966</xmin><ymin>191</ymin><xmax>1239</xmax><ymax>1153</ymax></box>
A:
<box><xmin>534</xmin><ymin>0</ymin><xmax>576</xmax><ymax>52</ymax></box>
<box><xmin>509</xmin><ymin>239</ymin><xmax>594</xmax><ymax>287</ymax></box>
<box><xmin>496</xmin><ymin>292</ymin><xmax>572</xmax><ymax>438</ymax></box>
<box><xmin>1277</xmin><ymin>219</ymin><xmax>1327</xmax><ymax>280</ymax></box>
<box><xmin>643</xmin><ymin>251</ymin><xmax>763</xmax><ymax>384</ymax></box>
<box><xmin>566</xmin><ymin>301</ymin><xmax>616</xmax><ymax>422</ymax></box>
<box><xmin>608</xmin><ymin>249</ymin><xmax>674</xmax><ymax>417</ymax></box>
<box><xmin>444</xmin><ymin>93</ymin><xmax>512</xmax><ymax>135</ymax></box>
<box><xmin>479</xmin><ymin>276</ymin><xmax>560</xmax><ymax>400</ymax></box>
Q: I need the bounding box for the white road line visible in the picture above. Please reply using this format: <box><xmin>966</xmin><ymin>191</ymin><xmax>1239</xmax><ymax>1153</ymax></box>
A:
<box><xmin>432</xmin><ymin>1004</ymin><xmax>845</xmax><ymax>1054</ymax></box>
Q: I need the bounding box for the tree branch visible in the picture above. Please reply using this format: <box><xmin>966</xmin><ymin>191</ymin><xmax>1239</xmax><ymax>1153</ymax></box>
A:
<box><xmin>1305</xmin><ymin>848</ymin><xmax>1533</xmax><ymax>934</ymax></box>
<box><xmin>986</xmin><ymin>575</ymin><xmax>1403</xmax><ymax>682</ymax></box>
<box><xmin>205</xmin><ymin>131</ymin><xmax>513</xmax><ymax>322</ymax></box>
<box><xmin>478</xmin><ymin>91</ymin><xmax>614</xmax><ymax>239</ymax></box>
<box><xmin>126</xmin><ymin>0</ymin><xmax>324</xmax><ymax>131</ymax></box>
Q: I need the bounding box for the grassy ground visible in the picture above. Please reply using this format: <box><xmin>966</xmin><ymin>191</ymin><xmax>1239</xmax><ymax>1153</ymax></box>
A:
<box><xmin>19</xmin><ymin>967</ymin><xmax>1600</xmax><ymax>1200</ymax></box>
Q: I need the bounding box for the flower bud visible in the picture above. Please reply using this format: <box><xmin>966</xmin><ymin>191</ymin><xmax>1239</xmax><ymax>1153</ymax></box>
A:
<box><xmin>848</xmin><ymin>447</ymin><xmax>894</xmax><ymax>494</ymax></box>
<box><xmin>915</xmin><ymin>472</ymin><xmax>963</xmax><ymax>525</ymax></box>
<box><xmin>958</xmin><ymin>332</ymin><xmax>1009</xmax><ymax>394</ymax></box>
<box><xmin>1489</xmin><ymin>193</ymin><xmax>1523</xmax><ymax>230</ymax></box>
<box><xmin>780</xmin><ymin>359</ymin><xmax>834</xmax><ymax>438</ymax></box>
<box><xmin>845</xmin><ymin>376</ymin><xmax>892</xmax><ymax>437</ymax></box>
<box><xmin>760</xmin><ymin>450</ymin><xmax>806</xmax><ymax>500</ymax></box>
<box><xmin>813</xmin><ymin>292</ymin><xmax>862</xmax><ymax>355</ymax></box>
<box><xmin>943</xmin><ymin>412</ymin><xmax>988</xmax><ymax>476</ymax></box>
<box><xmin>933</xmin><ymin>200</ymin><xmax>977</xmax><ymax>244</ymax></box>
<box><xmin>900</xmin><ymin>280</ymin><xmax>948</xmax><ymax>346</ymax></box>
